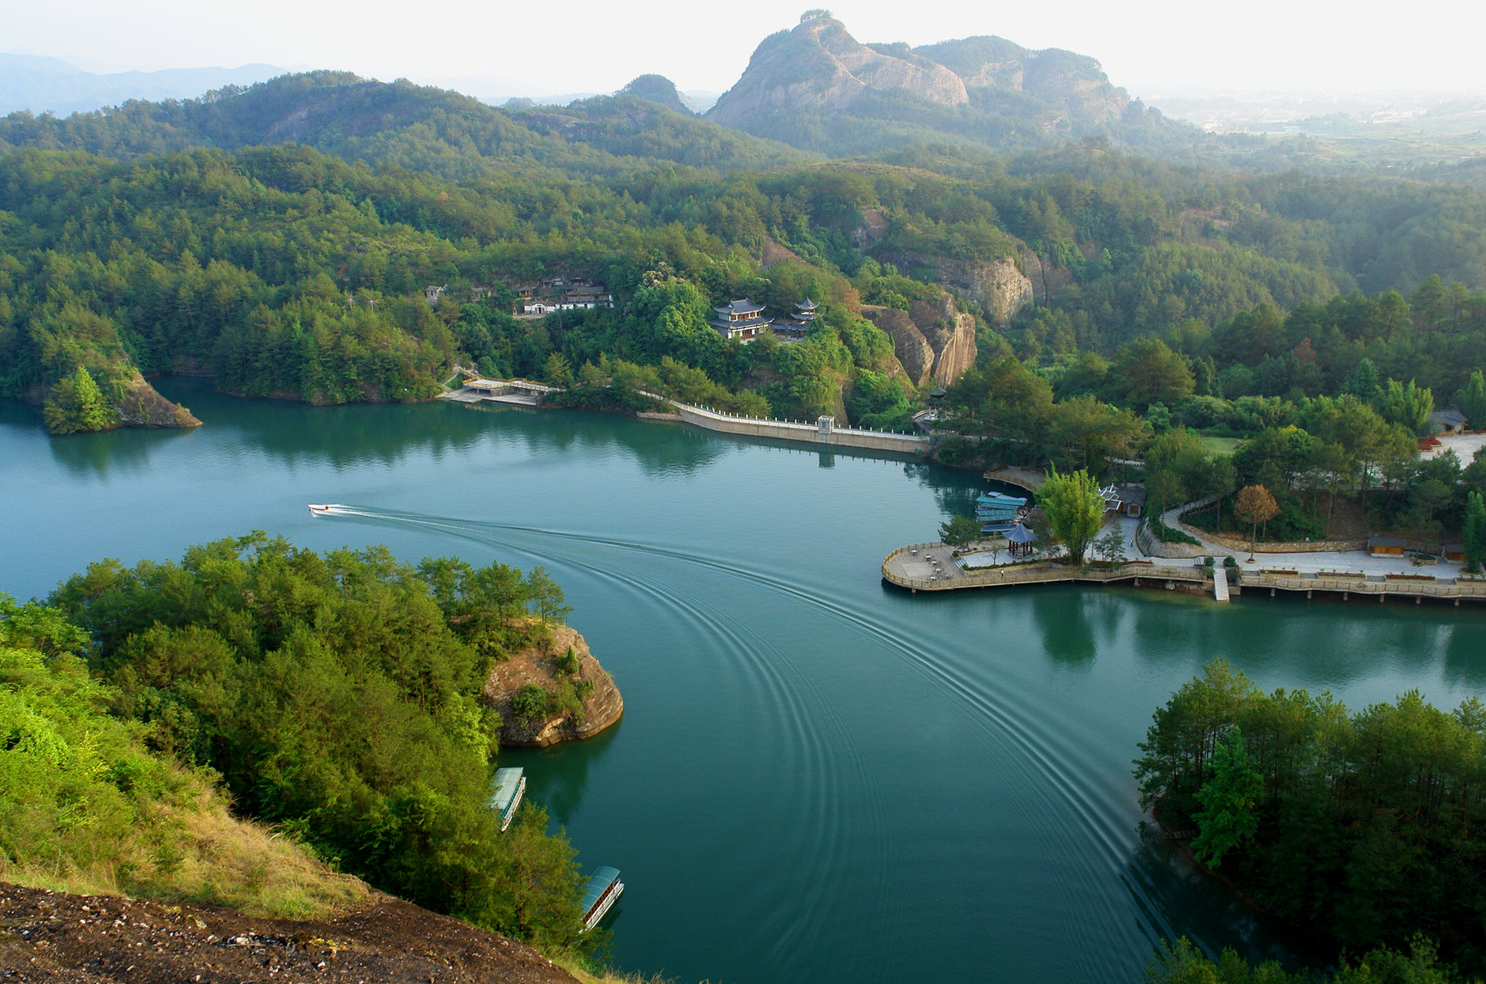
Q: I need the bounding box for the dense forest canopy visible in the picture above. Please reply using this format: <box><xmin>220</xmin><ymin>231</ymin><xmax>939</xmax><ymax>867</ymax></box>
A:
<box><xmin>45</xmin><ymin>535</ymin><xmax>597</xmax><ymax>956</ymax></box>
<box><xmin>1137</xmin><ymin>662</ymin><xmax>1486</xmax><ymax>977</ymax></box>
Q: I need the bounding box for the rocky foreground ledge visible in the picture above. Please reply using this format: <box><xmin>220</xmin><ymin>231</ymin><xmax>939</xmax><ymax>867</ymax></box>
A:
<box><xmin>0</xmin><ymin>883</ymin><xmax>578</xmax><ymax>984</ymax></box>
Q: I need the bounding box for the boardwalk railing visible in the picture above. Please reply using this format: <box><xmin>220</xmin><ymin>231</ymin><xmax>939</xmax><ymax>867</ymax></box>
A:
<box><xmin>1241</xmin><ymin>571</ymin><xmax>1486</xmax><ymax>601</ymax></box>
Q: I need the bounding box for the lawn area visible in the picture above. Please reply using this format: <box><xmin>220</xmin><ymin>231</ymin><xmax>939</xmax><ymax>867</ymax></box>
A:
<box><xmin>1198</xmin><ymin>434</ymin><xmax>1242</xmax><ymax>456</ymax></box>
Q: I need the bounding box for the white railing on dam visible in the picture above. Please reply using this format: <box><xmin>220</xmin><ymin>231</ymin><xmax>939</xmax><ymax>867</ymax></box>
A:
<box><xmin>673</xmin><ymin>404</ymin><xmax>930</xmax><ymax>454</ymax></box>
<box><xmin>448</xmin><ymin>378</ymin><xmax>933</xmax><ymax>455</ymax></box>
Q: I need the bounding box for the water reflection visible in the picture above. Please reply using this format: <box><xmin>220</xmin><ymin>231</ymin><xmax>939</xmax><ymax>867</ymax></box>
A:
<box><xmin>902</xmin><ymin>459</ymin><xmax>1028</xmax><ymax>519</ymax></box>
<box><xmin>497</xmin><ymin>721</ymin><xmax>624</xmax><ymax>830</ymax></box>
<box><xmin>151</xmin><ymin>378</ymin><xmax>735</xmax><ymax>476</ymax></box>
<box><xmin>1032</xmin><ymin>588</ymin><xmax>1098</xmax><ymax>667</ymax></box>
<box><xmin>1123</xmin><ymin>825</ymin><xmax>1310</xmax><ymax>970</ymax></box>
<box><xmin>44</xmin><ymin>424</ymin><xmax>198</xmax><ymax>478</ymax></box>
<box><xmin>1</xmin><ymin>398</ymin><xmax>198</xmax><ymax>479</ymax></box>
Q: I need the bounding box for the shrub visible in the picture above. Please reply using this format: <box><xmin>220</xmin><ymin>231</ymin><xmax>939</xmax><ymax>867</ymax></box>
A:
<box><xmin>511</xmin><ymin>684</ymin><xmax>551</xmax><ymax>720</ymax></box>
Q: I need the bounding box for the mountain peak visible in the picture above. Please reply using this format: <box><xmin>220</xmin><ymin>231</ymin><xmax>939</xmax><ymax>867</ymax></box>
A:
<box><xmin>707</xmin><ymin>13</ymin><xmax>968</xmax><ymax>129</ymax></box>
<box><xmin>617</xmin><ymin>74</ymin><xmax>692</xmax><ymax>115</ymax></box>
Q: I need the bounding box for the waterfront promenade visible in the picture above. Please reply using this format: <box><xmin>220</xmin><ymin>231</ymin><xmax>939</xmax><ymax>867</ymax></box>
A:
<box><xmin>882</xmin><ymin>536</ymin><xmax>1486</xmax><ymax>605</ymax></box>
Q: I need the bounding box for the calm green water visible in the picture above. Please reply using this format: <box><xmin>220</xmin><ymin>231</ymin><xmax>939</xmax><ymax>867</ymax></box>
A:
<box><xmin>4</xmin><ymin>378</ymin><xmax>1486</xmax><ymax>984</ymax></box>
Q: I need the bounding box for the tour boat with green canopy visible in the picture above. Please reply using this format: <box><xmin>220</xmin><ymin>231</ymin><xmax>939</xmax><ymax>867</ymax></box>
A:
<box><xmin>489</xmin><ymin>767</ymin><xmax>526</xmax><ymax>832</ymax></box>
<box><xmin>580</xmin><ymin>866</ymin><xmax>624</xmax><ymax>931</ymax></box>
<box><xmin>975</xmin><ymin>491</ymin><xmax>1027</xmax><ymax>533</ymax></box>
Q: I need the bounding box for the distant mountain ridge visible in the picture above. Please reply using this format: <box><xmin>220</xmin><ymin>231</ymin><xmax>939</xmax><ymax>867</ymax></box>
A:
<box><xmin>706</xmin><ymin>11</ymin><xmax>1187</xmax><ymax>155</ymax></box>
<box><xmin>0</xmin><ymin>52</ymin><xmax>284</xmax><ymax>115</ymax></box>
<box><xmin>0</xmin><ymin>70</ymin><xmax>813</xmax><ymax>179</ymax></box>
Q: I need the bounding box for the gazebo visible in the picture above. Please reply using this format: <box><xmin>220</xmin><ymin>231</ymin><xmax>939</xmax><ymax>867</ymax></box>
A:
<box><xmin>1006</xmin><ymin>522</ymin><xmax>1036</xmax><ymax>558</ymax></box>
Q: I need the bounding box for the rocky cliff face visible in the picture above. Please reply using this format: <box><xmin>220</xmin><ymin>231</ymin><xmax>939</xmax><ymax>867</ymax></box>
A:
<box><xmin>914</xmin><ymin>37</ymin><xmax>1131</xmax><ymax>125</ymax></box>
<box><xmin>707</xmin><ymin>15</ymin><xmax>1158</xmax><ymax>153</ymax></box>
<box><xmin>708</xmin><ymin>13</ymin><xmax>967</xmax><ymax>128</ymax></box>
<box><xmin>862</xmin><ymin>295</ymin><xmax>977</xmax><ymax>389</ymax></box>
<box><xmin>483</xmin><ymin>625</ymin><xmax>623</xmax><ymax>748</ymax></box>
<box><xmin>878</xmin><ymin>251</ymin><xmax>1033</xmax><ymax>326</ymax></box>
<box><xmin>116</xmin><ymin>375</ymin><xmax>202</xmax><ymax>428</ymax></box>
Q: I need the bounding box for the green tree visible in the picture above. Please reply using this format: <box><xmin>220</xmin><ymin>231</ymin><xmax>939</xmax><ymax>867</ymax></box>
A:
<box><xmin>1108</xmin><ymin>337</ymin><xmax>1195</xmax><ymax>411</ymax></box>
<box><xmin>1454</xmin><ymin>370</ymin><xmax>1486</xmax><ymax>430</ymax></box>
<box><xmin>1376</xmin><ymin>378</ymin><xmax>1435</xmax><ymax>438</ymax></box>
<box><xmin>1464</xmin><ymin>491</ymin><xmax>1486</xmax><ymax>574</ymax></box>
<box><xmin>939</xmin><ymin>514</ymin><xmax>982</xmax><ymax>546</ymax></box>
<box><xmin>43</xmin><ymin>365</ymin><xmax>116</xmax><ymax>434</ymax></box>
<box><xmin>1093</xmin><ymin>528</ymin><xmax>1127</xmax><ymax>565</ymax></box>
<box><xmin>1038</xmin><ymin>466</ymin><xmax>1106</xmax><ymax>566</ymax></box>
<box><xmin>1191</xmin><ymin>728</ymin><xmax>1262</xmax><ymax>866</ymax></box>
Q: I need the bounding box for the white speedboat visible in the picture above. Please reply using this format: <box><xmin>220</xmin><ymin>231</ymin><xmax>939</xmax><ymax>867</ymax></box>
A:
<box><xmin>307</xmin><ymin>503</ymin><xmax>336</xmax><ymax>516</ymax></box>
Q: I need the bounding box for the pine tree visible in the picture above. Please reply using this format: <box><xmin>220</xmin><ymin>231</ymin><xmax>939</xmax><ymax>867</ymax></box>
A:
<box><xmin>42</xmin><ymin>366</ymin><xmax>116</xmax><ymax>435</ymax></box>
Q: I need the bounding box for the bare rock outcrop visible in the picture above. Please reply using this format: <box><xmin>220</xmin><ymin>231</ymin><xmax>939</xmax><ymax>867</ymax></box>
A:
<box><xmin>483</xmin><ymin>625</ymin><xmax>623</xmax><ymax>748</ymax></box>
<box><xmin>850</xmin><ymin>207</ymin><xmax>889</xmax><ymax>250</ymax></box>
<box><xmin>879</xmin><ymin>251</ymin><xmax>1034</xmax><ymax>326</ymax></box>
<box><xmin>708</xmin><ymin>12</ymin><xmax>967</xmax><ymax>128</ymax></box>
<box><xmin>116</xmin><ymin>375</ymin><xmax>202</xmax><ymax>428</ymax></box>
<box><xmin>862</xmin><ymin>295</ymin><xmax>977</xmax><ymax>389</ymax></box>
<box><xmin>914</xmin><ymin>36</ymin><xmax>1131</xmax><ymax>125</ymax></box>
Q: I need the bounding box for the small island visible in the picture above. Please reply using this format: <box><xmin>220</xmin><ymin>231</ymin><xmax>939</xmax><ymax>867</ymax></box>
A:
<box><xmin>483</xmin><ymin>624</ymin><xmax>624</xmax><ymax>747</ymax></box>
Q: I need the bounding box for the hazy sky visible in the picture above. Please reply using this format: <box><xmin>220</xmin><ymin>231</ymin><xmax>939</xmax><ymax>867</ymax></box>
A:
<box><xmin>3</xmin><ymin>0</ymin><xmax>1482</xmax><ymax>100</ymax></box>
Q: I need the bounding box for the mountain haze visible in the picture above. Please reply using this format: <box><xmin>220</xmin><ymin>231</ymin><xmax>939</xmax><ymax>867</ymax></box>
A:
<box><xmin>0</xmin><ymin>53</ymin><xmax>283</xmax><ymax>115</ymax></box>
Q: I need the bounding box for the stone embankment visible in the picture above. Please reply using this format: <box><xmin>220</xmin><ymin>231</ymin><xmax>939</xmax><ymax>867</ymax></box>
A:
<box><xmin>483</xmin><ymin>625</ymin><xmax>623</xmax><ymax>747</ymax></box>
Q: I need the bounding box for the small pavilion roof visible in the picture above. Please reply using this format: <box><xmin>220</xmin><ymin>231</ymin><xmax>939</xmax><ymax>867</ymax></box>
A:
<box><xmin>1005</xmin><ymin>523</ymin><xmax>1036</xmax><ymax>544</ymax></box>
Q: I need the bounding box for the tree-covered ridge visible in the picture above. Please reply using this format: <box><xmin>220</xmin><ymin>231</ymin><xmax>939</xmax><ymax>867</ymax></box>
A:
<box><xmin>1135</xmin><ymin>661</ymin><xmax>1486</xmax><ymax>972</ymax></box>
<box><xmin>47</xmin><ymin>535</ymin><xmax>596</xmax><ymax>957</ymax></box>
<box><xmin>4</xmin><ymin>76</ymin><xmax>1486</xmax><ymax>442</ymax></box>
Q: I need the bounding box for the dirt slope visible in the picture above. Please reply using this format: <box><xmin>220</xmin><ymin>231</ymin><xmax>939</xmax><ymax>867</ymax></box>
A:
<box><xmin>0</xmin><ymin>883</ymin><xmax>579</xmax><ymax>984</ymax></box>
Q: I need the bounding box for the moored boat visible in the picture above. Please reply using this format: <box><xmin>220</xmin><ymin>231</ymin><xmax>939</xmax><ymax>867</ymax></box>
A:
<box><xmin>579</xmin><ymin>866</ymin><xmax>624</xmax><ymax>931</ymax></box>
<box><xmin>489</xmin><ymin>766</ymin><xmax>526</xmax><ymax>832</ymax></box>
<box><xmin>975</xmin><ymin>491</ymin><xmax>1027</xmax><ymax>534</ymax></box>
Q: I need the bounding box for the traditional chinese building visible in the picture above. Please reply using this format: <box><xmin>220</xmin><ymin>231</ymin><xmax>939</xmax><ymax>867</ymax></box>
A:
<box><xmin>711</xmin><ymin>298</ymin><xmax>772</xmax><ymax>341</ymax></box>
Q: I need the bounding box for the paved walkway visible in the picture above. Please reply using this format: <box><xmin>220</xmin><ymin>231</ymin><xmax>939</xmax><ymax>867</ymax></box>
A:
<box><xmin>1136</xmin><ymin>504</ymin><xmax>1466</xmax><ymax>579</ymax></box>
<box><xmin>1423</xmin><ymin>432</ymin><xmax>1486</xmax><ymax>463</ymax></box>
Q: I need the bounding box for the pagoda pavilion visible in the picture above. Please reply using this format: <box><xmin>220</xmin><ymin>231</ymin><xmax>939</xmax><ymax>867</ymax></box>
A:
<box><xmin>710</xmin><ymin>299</ymin><xmax>772</xmax><ymax>341</ymax></box>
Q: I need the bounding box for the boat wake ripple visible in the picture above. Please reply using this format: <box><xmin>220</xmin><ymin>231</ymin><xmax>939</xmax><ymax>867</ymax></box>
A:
<box><xmin>316</xmin><ymin>505</ymin><xmax>1162</xmax><ymax>974</ymax></box>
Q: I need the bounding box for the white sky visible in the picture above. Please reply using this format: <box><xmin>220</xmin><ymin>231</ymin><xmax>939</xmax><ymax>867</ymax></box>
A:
<box><xmin>2</xmin><ymin>0</ymin><xmax>1483</xmax><ymax>100</ymax></box>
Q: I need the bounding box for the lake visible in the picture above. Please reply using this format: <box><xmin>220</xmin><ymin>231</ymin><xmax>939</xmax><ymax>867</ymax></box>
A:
<box><xmin>4</xmin><ymin>378</ymin><xmax>1484</xmax><ymax>984</ymax></box>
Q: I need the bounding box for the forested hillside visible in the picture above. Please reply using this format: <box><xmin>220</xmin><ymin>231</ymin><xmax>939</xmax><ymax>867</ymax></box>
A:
<box><xmin>1</xmin><ymin>53</ymin><xmax>1485</xmax><ymax>493</ymax></box>
<box><xmin>45</xmin><ymin>536</ymin><xmax>597</xmax><ymax>956</ymax></box>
